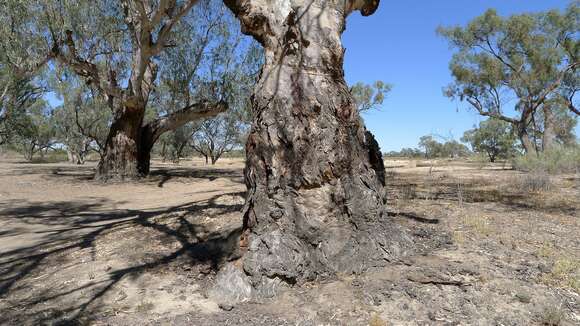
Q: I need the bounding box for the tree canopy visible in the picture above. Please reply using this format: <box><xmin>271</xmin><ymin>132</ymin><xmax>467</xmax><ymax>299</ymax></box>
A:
<box><xmin>439</xmin><ymin>3</ymin><xmax>579</xmax><ymax>154</ymax></box>
<box><xmin>461</xmin><ymin>119</ymin><xmax>518</xmax><ymax>162</ymax></box>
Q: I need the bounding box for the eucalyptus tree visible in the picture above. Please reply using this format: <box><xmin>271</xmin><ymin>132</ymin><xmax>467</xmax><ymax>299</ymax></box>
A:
<box><xmin>439</xmin><ymin>4</ymin><xmax>579</xmax><ymax>155</ymax></box>
<box><xmin>156</xmin><ymin>126</ymin><xmax>195</xmax><ymax>162</ymax></box>
<box><xmin>209</xmin><ymin>0</ymin><xmax>413</xmax><ymax>300</ymax></box>
<box><xmin>190</xmin><ymin>113</ymin><xmax>244</xmax><ymax>164</ymax></box>
<box><xmin>0</xmin><ymin>72</ymin><xmax>45</xmax><ymax>146</ymax></box>
<box><xmin>462</xmin><ymin>119</ymin><xmax>518</xmax><ymax>162</ymax></box>
<box><xmin>51</xmin><ymin>75</ymin><xmax>111</xmax><ymax>164</ymax></box>
<box><xmin>350</xmin><ymin>80</ymin><xmax>392</xmax><ymax>113</ymax></box>
<box><xmin>531</xmin><ymin>99</ymin><xmax>578</xmax><ymax>150</ymax></box>
<box><xmin>11</xmin><ymin>101</ymin><xmax>57</xmax><ymax>161</ymax></box>
<box><xmin>0</xmin><ymin>1</ymin><xmax>47</xmax><ymax>145</ymax></box>
<box><xmin>152</xmin><ymin>1</ymin><xmax>260</xmax><ymax>165</ymax></box>
<box><xmin>7</xmin><ymin>0</ymin><xmax>234</xmax><ymax>179</ymax></box>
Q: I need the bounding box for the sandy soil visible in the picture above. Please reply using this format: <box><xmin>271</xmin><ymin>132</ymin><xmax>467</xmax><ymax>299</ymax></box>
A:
<box><xmin>0</xmin><ymin>157</ymin><xmax>578</xmax><ymax>325</ymax></box>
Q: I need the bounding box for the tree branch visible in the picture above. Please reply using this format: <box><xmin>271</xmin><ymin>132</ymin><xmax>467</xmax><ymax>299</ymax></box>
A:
<box><xmin>565</xmin><ymin>91</ymin><xmax>579</xmax><ymax>115</ymax></box>
<box><xmin>153</xmin><ymin>0</ymin><xmax>199</xmax><ymax>54</ymax></box>
<box><xmin>465</xmin><ymin>96</ymin><xmax>518</xmax><ymax>124</ymax></box>
<box><xmin>345</xmin><ymin>0</ymin><xmax>381</xmax><ymax>17</ymax></box>
<box><xmin>52</xmin><ymin>32</ymin><xmax>123</xmax><ymax>99</ymax></box>
<box><xmin>149</xmin><ymin>101</ymin><xmax>228</xmax><ymax>140</ymax></box>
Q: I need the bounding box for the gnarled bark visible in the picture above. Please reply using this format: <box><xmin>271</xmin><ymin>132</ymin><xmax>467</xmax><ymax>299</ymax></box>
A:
<box><xmin>96</xmin><ymin>105</ymin><xmax>144</xmax><ymax>180</ymax></box>
<box><xmin>216</xmin><ymin>0</ymin><xmax>413</xmax><ymax>299</ymax></box>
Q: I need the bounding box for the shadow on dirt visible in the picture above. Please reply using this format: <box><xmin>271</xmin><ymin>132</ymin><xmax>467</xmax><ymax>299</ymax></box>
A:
<box><xmin>3</xmin><ymin>163</ymin><xmax>244</xmax><ymax>188</ymax></box>
<box><xmin>0</xmin><ymin>190</ymin><xmax>246</xmax><ymax>325</ymax></box>
<box><xmin>149</xmin><ymin>167</ymin><xmax>243</xmax><ymax>188</ymax></box>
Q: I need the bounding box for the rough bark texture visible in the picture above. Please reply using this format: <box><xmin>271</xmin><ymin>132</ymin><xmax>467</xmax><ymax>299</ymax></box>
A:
<box><xmin>542</xmin><ymin>105</ymin><xmax>556</xmax><ymax>153</ymax></box>
<box><xmin>96</xmin><ymin>105</ymin><xmax>145</xmax><ymax>180</ymax></box>
<box><xmin>214</xmin><ymin>0</ymin><xmax>413</xmax><ymax>300</ymax></box>
<box><xmin>517</xmin><ymin>125</ymin><xmax>537</xmax><ymax>156</ymax></box>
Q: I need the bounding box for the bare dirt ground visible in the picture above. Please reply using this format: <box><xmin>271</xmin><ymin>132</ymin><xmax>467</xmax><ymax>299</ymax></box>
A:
<box><xmin>0</xmin><ymin>157</ymin><xmax>578</xmax><ymax>325</ymax></box>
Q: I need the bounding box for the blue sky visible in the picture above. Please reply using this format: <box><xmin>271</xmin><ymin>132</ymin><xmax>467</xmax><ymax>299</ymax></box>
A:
<box><xmin>343</xmin><ymin>0</ymin><xmax>577</xmax><ymax>151</ymax></box>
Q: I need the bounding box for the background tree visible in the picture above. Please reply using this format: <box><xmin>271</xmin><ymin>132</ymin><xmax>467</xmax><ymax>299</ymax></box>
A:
<box><xmin>419</xmin><ymin>135</ymin><xmax>470</xmax><ymax>159</ymax></box>
<box><xmin>0</xmin><ymin>74</ymin><xmax>45</xmax><ymax>146</ymax></box>
<box><xmin>439</xmin><ymin>4</ymin><xmax>579</xmax><ymax>155</ymax></box>
<box><xmin>51</xmin><ymin>75</ymin><xmax>111</xmax><ymax>164</ymax></box>
<box><xmin>149</xmin><ymin>0</ymin><xmax>260</xmax><ymax>165</ymax></box>
<box><xmin>529</xmin><ymin>100</ymin><xmax>578</xmax><ymax>150</ymax></box>
<box><xmin>156</xmin><ymin>126</ymin><xmax>196</xmax><ymax>163</ymax></box>
<box><xmin>190</xmin><ymin>113</ymin><xmax>245</xmax><ymax>164</ymax></box>
<box><xmin>10</xmin><ymin>102</ymin><xmax>56</xmax><ymax>161</ymax></box>
<box><xmin>350</xmin><ymin>81</ymin><xmax>392</xmax><ymax>113</ymax></box>
<box><xmin>441</xmin><ymin>139</ymin><xmax>471</xmax><ymax>158</ymax></box>
<box><xmin>384</xmin><ymin>147</ymin><xmax>424</xmax><ymax>158</ymax></box>
<box><xmin>9</xmin><ymin>0</ymin><xmax>231</xmax><ymax>180</ymax></box>
<box><xmin>418</xmin><ymin>135</ymin><xmax>442</xmax><ymax>158</ymax></box>
<box><xmin>461</xmin><ymin>119</ymin><xmax>518</xmax><ymax>162</ymax></box>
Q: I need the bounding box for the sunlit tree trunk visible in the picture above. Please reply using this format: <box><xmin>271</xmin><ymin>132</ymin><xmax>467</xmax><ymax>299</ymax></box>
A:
<box><xmin>542</xmin><ymin>105</ymin><xmax>556</xmax><ymax>152</ymax></box>
<box><xmin>96</xmin><ymin>104</ymin><xmax>145</xmax><ymax>180</ymax></box>
<box><xmin>220</xmin><ymin>0</ymin><xmax>412</xmax><ymax>296</ymax></box>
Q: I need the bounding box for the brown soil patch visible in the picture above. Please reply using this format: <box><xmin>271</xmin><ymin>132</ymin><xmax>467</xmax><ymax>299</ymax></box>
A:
<box><xmin>0</xmin><ymin>158</ymin><xmax>578</xmax><ymax>325</ymax></box>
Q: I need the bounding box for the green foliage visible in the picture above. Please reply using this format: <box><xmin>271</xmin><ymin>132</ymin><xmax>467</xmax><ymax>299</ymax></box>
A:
<box><xmin>10</xmin><ymin>101</ymin><xmax>57</xmax><ymax>161</ymax></box>
<box><xmin>0</xmin><ymin>68</ymin><xmax>45</xmax><ymax>145</ymax></box>
<box><xmin>439</xmin><ymin>3</ymin><xmax>579</xmax><ymax>153</ymax></box>
<box><xmin>418</xmin><ymin>135</ymin><xmax>471</xmax><ymax>159</ymax></box>
<box><xmin>384</xmin><ymin>148</ymin><xmax>423</xmax><ymax>158</ymax></box>
<box><xmin>51</xmin><ymin>74</ymin><xmax>111</xmax><ymax>163</ymax></box>
<box><xmin>461</xmin><ymin>119</ymin><xmax>518</xmax><ymax>162</ymax></box>
<box><xmin>190</xmin><ymin>112</ymin><xmax>245</xmax><ymax>165</ymax></box>
<box><xmin>156</xmin><ymin>126</ymin><xmax>195</xmax><ymax>163</ymax></box>
<box><xmin>512</xmin><ymin>145</ymin><xmax>580</xmax><ymax>174</ymax></box>
<box><xmin>350</xmin><ymin>81</ymin><xmax>392</xmax><ymax>113</ymax></box>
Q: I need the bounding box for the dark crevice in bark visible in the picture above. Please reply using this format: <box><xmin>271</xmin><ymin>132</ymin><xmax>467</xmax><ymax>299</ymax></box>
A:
<box><xmin>365</xmin><ymin>130</ymin><xmax>386</xmax><ymax>186</ymax></box>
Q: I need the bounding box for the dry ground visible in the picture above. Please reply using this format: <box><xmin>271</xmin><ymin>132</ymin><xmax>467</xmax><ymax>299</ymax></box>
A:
<box><xmin>0</xmin><ymin>156</ymin><xmax>578</xmax><ymax>325</ymax></box>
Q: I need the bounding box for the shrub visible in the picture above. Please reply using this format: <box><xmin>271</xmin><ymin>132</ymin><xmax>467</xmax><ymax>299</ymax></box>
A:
<box><xmin>513</xmin><ymin>172</ymin><xmax>553</xmax><ymax>193</ymax></box>
<box><xmin>512</xmin><ymin>146</ymin><xmax>580</xmax><ymax>174</ymax></box>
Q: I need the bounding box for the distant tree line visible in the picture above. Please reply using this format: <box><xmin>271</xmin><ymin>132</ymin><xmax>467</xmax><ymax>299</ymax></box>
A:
<box><xmin>384</xmin><ymin>135</ymin><xmax>471</xmax><ymax>159</ymax></box>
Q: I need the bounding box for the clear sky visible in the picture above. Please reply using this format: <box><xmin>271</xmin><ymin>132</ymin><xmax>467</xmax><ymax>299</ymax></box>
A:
<box><xmin>342</xmin><ymin>0</ymin><xmax>577</xmax><ymax>152</ymax></box>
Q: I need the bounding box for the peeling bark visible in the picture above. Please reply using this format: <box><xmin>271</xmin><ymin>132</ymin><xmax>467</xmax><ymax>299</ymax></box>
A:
<box><xmin>219</xmin><ymin>0</ymin><xmax>413</xmax><ymax>298</ymax></box>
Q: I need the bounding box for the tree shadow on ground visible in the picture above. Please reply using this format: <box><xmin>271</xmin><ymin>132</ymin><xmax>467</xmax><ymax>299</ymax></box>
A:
<box><xmin>3</xmin><ymin>163</ymin><xmax>244</xmax><ymax>188</ymax></box>
<box><xmin>0</xmin><ymin>191</ymin><xmax>246</xmax><ymax>325</ymax></box>
<box><xmin>148</xmin><ymin>167</ymin><xmax>243</xmax><ymax>188</ymax></box>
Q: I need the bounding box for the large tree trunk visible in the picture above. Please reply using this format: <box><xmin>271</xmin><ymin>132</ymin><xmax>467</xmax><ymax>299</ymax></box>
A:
<box><xmin>542</xmin><ymin>105</ymin><xmax>556</xmax><ymax>153</ymax></box>
<box><xmin>213</xmin><ymin>0</ymin><xmax>412</xmax><ymax>300</ymax></box>
<box><xmin>96</xmin><ymin>106</ymin><xmax>145</xmax><ymax>180</ymax></box>
<box><xmin>517</xmin><ymin>120</ymin><xmax>537</xmax><ymax>156</ymax></box>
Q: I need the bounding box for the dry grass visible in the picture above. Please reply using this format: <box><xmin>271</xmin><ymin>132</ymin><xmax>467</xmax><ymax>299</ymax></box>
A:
<box><xmin>538</xmin><ymin>305</ymin><xmax>565</xmax><ymax>326</ymax></box>
<box><xmin>510</xmin><ymin>172</ymin><xmax>553</xmax><ymax>193</ymax></box>
<box><xmin>534</xmin><ymin>240</ymin><xmax>580</xmax><ymax>291</ymax></box>
<box><xmin>541</xmin><ymin>257</ymin><xmax>580</xmax><ymax>292</ymax></box>
<box><xmin>462</xmin><ymin>212</ymin><xmax>493</xmax><ymax>236</ymax></box>
<box><xmin>368</xmin><ymin>314</ymin><xmax>387</xmax><ymax>326</ymax></box>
